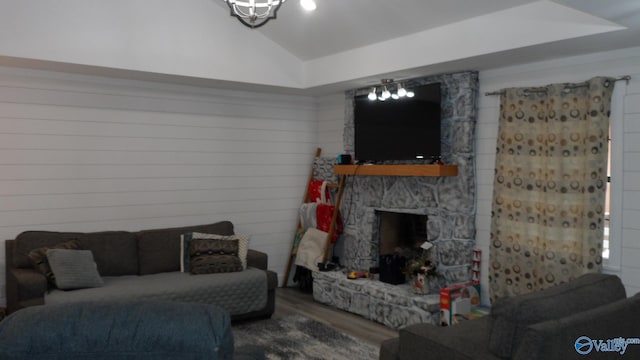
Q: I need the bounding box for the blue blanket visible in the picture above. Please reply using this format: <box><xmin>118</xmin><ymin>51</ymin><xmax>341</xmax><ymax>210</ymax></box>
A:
<box><xmin>0</xmin><ymin>301</ymin><xmax>234</xmax><ymax>360</ymax></box>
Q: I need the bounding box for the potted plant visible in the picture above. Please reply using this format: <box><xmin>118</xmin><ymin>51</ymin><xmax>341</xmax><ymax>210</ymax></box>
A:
<box><xmin>404</xmin><ymin>255</ymin><xmax>442</xmax><ymax>295</ymax></box>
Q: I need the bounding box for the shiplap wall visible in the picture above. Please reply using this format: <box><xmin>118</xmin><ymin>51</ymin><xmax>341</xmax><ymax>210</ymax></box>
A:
<box><xmin>0</xmin><ymin>67</ymin><xmax>318</xmax><ymax>306</ymax></box>
<box><xmin>317</xmin><ymin>46</ymin><xmax>640</xmax><ymax>301</ymax></box>
<box><xmin>316</xmin><ymin>93</ymin><xmax>345</xmax><ymax>158</ymax></box>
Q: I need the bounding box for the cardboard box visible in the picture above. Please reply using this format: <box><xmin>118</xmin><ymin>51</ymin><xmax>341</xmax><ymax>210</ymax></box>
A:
<box><xmin>439</xmin><ymin>283</ymin><xmax>481</xmax><ymax>326</ymax></box>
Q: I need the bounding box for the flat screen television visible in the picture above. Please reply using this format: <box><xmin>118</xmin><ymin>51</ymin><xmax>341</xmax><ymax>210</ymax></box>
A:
<box><xmin>354</xmin><ymin>82</ymin><xmax>441</xmax><ymax>162</ymax></box>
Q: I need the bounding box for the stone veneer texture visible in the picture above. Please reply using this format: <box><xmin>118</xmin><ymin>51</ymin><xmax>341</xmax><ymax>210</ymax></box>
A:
<box><xmin>313</xmin><ymin>271</ymin><xmax>441</xmax><ymax>329</ymax></box>
<box><xmin>340</xmin><ymin>71</ymin><xmax>479</xmax><ymax>284</ymax></box>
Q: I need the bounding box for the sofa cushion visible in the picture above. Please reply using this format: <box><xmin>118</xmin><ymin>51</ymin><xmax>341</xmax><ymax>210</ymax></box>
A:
<box><xmin>488</xmin><ymin>273</ymin><xmax>626</xmax><ymax>358</ymax></box>
<box><xmin>45</xmin><ymin>269</ymin><xmax>269</xmax><ymax>316</ymax></box>
<box><xmin>78</xmin><ymin>231</ymin><xmax>138</xmax><ymax>276</ymax></box>
<box><xmin>0</xmin><ymin>301</ymin><xmax>234</xmax><ymax>360</ymax></box>
<box><xmin>189</xmin><ymin>239</ymin><xmax>243</xmax><ymax>274</ymax></box>
<box><xmin>27</xmin><ymin>239</ymin><xmax>81</xmax><ymax>287</ymax></box>
<box><xmin>137</xmin><ymin>221</ymin><xmax>235</xmax><ymax>275</ymax></box>
<box><xmin>46</xmin><ymin>249</ymin><xmax>104</xmax><ymax>290</ymax></box>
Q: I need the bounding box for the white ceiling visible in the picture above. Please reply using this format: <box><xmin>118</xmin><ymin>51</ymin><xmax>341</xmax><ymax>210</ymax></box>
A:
<box><xmin>0</xmin><ymin>0</ymin><xmax>639</xmax><ymax>95</ymax></box>
<box><xmin>254</xmin><ymin>0</ymin><xmax>640</xmax><ymax>89</ymax></box>
<box><xmin>248</xmin><ymin>0</ymin><xmax>537</xmax><ymax>61</ymax></box>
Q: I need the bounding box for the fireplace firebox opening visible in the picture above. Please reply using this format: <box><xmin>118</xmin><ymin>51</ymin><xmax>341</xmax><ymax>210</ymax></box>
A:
<box><xmin>378</xmin><ymin>211</ymin><xmax>428</xmax><ymax>258</ymax></box>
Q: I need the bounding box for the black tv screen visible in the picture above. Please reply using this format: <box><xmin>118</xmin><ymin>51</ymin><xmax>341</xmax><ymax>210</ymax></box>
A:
<box><xmin>354</xmin><ymin>82</ymin><xmax>441</xmax><ymax>162</ymax></box>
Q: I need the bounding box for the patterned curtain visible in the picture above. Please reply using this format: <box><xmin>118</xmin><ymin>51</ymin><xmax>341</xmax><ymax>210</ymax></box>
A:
<box><xmin>489</xmin><ymin>77</ymin><xmax>615</xmax><ymax>302</ymax></box>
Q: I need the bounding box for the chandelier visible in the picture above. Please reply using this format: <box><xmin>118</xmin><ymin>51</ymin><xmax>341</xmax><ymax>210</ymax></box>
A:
<box><xmin>223</xmin><ymin>0</ymin><xmax>285</xmax><ymax>29</ymax></box>
<box><xmin>224</xmin><ymin>0</ymin><xmax>316</xmax><ymax>29</ymax></box>
<box><xmin>368</xmin><ymin>79</ymin><xmax>415</xmax><ymax>101</ymax></box>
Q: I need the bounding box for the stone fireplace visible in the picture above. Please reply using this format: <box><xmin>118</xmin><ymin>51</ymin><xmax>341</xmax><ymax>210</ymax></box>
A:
<box><xmin>339</xmin><ymin>71</ymin><xmax>478</xmax><ymax>282</ymax></box>
<box><xmin>313</xmin><ymin>71</ymin><xmax>479</xmax><ymax>329</ymax></box>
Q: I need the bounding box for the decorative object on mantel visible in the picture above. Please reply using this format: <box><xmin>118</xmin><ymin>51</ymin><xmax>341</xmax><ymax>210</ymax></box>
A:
<box><xmin>367</xmin><ymin>79</ymin><xmax>415</xmax><ymax>101</ymax></box>
<box><xmin>223</xmin><ymin>0</ymin><xmax>317</xmax><ymax>28</ymax></box>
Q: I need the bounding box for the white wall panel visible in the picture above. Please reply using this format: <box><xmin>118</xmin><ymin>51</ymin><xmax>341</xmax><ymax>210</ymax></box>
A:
<box><xmin>624</xmin><ymin>113</ymin><xmax>640</xmax><ymax>132</ymax></box>
<box><xmin>623</xmin><ymin>229</ymin><xmax>640</xmax><ymax>249</ymax></box>
<box><xmin>316</xmin><ymin>94</ymin><xmax>345</xmax><ymax>157</ymax></box>
<box><xmin>0</xmin><ymin>67</ymin><xmax>318</xmax><ymax>306</ymax></box>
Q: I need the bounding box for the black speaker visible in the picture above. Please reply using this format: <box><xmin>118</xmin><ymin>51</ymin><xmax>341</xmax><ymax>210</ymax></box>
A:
<box><xmin>379</xmin><ymin>254</ymin><xmax>406</xmax><ymax>285</ymax></box>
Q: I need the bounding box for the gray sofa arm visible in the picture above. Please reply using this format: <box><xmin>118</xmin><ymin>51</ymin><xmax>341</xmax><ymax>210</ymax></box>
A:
<box><xmin>7</xmin><ymin>267</ymin><xmax>47</xmax><ymax>313</ymax></box>
<box><xmin>514</xmin><ymin>293</ymin><xmax>640</xmax><ymax>360</ymax></box>
<box><xmin>395</xmin><ymin>317</ymin><xmax>499</xmax><ymax>360</ymax></box>
<box><xmin>246</xmin><ymin>249</ymin><xmax>268</xmax><ymax>270</ymax></box>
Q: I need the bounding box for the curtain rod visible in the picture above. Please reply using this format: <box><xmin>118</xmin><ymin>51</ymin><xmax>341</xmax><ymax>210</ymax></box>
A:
<box><xmin>484</xmin><ymin>75</ymin><xmax>631</xmax><ymax>96</ymax></box>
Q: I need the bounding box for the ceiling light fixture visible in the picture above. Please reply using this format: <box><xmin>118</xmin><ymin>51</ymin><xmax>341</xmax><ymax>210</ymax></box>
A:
<box><xmin>224</xmin><ymin>0</ymin><xmax>286</xmax><ymax>29</ymax></box>
<box><xmin>367</xmin><ymin>79</ymin><xmax>416</xmax><ymax>102</ymax></box>
<box><xmin>367</xmin><ymin>87</ymin><xmax>377</xmax><ymax>101</ymax></box>
<box><xmin>381</xmin><ymin>86</ymin><xmax>391</xmax><ymax>100</ymax></box>
<box><xmin>397</xmin><ymin>83</ymin><xmax>407</xmax><ymax>97</ymax></box>
<box><xmin>300</xmin><ymin>0</ymin><xmax>317</xmax><ymax>11</ymax></box>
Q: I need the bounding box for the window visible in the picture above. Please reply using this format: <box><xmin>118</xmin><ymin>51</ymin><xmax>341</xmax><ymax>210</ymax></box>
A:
<box><xmin>603</xmin><ymin>128</ymin><xmax>611</xmax><ymax>260</ymax></box>
<box><xmin>603</xmin><ymin>83</ymin><xmax>624</xmax><ymax>271</ymax></box>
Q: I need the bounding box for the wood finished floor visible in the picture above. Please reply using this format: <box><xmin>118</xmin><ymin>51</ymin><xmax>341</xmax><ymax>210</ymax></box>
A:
<box><xmin>273</xmin><ymin>287</ymin><xmax>398</xmax><ymax>347</ymax></box>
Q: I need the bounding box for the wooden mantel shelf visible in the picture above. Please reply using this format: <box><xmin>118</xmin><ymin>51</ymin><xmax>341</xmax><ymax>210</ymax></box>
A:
<box><xmin>333</xmin><ymin>164</ymin><xmax>458</xmax><ymax>177</ymax></box>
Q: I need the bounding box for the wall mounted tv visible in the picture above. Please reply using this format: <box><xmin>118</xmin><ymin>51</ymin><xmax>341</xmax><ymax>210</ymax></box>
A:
<box><xmin>354</xmin><ymin>82</ymin><xmax>441</xmax><ymax>162</ymax></box>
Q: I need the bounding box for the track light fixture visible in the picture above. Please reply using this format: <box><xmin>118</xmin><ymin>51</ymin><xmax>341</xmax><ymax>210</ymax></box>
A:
<box><xmin>367</xmin><ymin>79</ymin><xmax>415</xmax><ymax>102</ymax></box>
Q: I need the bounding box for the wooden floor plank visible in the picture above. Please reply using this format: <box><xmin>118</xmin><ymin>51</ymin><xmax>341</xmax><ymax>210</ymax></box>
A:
<box><xmin>273</xmin><ymin>287</ymin><xmax>399</xmax><ymax>347</ymax></box>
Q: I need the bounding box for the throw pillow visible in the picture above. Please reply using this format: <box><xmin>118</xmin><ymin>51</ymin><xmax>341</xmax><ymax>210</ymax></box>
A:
<box><xmin>27</xmin><ymin>240</ymin><xmax>81</xmax><ymax>287</ymax></box>
<box><xmin>46</xmin><ymin>249</ymin><xmax>104</xmax><ymax>290</ymax></box>
<box><xmin>181</xmin><ymin>232</ymin><xmax>250</xmax><ymax>272</ymax></box>
<box><xmin>188</xmin><ymin>239</ymin><xmax>243</xmax><ymax>274</ymax></box>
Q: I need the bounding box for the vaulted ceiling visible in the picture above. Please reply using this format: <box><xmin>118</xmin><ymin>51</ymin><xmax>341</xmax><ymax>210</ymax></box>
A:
<box><xmin>0</xmin><ymin>0</ymin><xmax>639</xmax><ymax>94</ymax></box>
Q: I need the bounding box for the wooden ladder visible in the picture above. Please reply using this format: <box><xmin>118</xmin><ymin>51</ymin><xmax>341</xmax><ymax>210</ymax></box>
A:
<box><xmin>282</xmin><ymin>148</ymin><xmax>346</xmax><ymax>286</ymax></box>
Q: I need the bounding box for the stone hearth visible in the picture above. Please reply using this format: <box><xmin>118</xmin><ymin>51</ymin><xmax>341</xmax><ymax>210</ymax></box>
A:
<box><xmin>313</xmin><ymin>271</ymin><xmax>440</xmax><ymax>329</ymax></box>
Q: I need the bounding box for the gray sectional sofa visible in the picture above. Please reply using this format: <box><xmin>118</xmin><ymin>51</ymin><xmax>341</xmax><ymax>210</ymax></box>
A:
<box><xmin>380</xmin><ymin>273</ymin><xmax>640</xmax><ymax>360</ymax></box>
<box><xmin>5</xmin><ymin>220</ymin><xmax>277</xmax><ymax>321</ymax></box>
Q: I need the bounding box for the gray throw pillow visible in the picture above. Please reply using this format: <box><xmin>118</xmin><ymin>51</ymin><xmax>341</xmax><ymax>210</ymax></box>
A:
<box><xmin>46</xmin><ymin>249</ymin><xmax>104</xmax><ymax>290</ymax></box>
